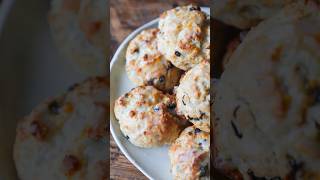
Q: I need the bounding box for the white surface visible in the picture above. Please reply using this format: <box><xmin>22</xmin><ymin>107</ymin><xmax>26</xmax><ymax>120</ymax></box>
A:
<box><xmin>110</xmin><ymin>7</ymin><xmax>210</xmax><ymax>180</ymax></box>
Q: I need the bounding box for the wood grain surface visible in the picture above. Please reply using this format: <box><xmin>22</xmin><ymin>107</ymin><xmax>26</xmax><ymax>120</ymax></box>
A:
<box><xmin>110</xmin><ymin>0</ymin><xmax>210</xmax><ymax>179</ymax></box>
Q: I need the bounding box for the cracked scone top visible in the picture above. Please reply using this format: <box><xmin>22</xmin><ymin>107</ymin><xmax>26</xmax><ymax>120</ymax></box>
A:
<box><xmin>126</xmin><ymin>28</ymin><xmax>182</xmax><ymax>91</ymax></box>
<box><xmin>158</xmin><ymin>5</ymin><xmax>210</xmax><ymax>71</ymax></box>
<box><xmin>14</xmin><ymin>77</ymin><xmax>108</xmax><ymax>180</ymax></box>
<box><xmin>214</xmin><ymin>3</ymin><xmax>320</xmax><ymax>179</ymax></box>
<box><xmin>169</xmin><ymin>126</ymin><xmax>210</xmax><ymax>180</ymax></box>
<box><xmin>114</xmin><ymin>86</ymin><xmax>183</xmax><ymax>148</ymax></box>
<box><xmin>213</xmin><ymin>0</ymin><xmax>298</xmax><ymax>29</ymax></box>
<box><xmin>176</xmin><ymin>61</ymin><xmax>210</xmax><ymax>132</ymax></box>
<box><xmin>49</xmin><ymin>0</ymin><xmax>107</xmax><ymax>75</ymax></box>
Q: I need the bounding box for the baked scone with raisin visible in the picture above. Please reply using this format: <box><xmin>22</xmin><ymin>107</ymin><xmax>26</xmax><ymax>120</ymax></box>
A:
<box><xmin>158</xmin><ymin>5</ymin><xmax>210</xmax><ymax>71</ymax></box>
<box><xmin>126</xmin><ymin>28</ymin><xmax>182</xmax><ymax>91</ymax></box>
<box><xmin>114</xmin><ymin>86</ymin><xmax>183</xmax><ymax>148</ymax></box>
<box><xmin>212</xmin><ymin>0</ymin><xmax>297</xmax><ymax>29</ymax></box>
<box><xmin>176</xmin><ymin>61</ymin><xmax>210</xmax><ymax>132</ymax></box>
<box><xmin>169</xmin><ymin>126</ymin><xmax>210</xmax><ymax>180</ymax></box>
<box><xmin>49</xmin><ymin>0</ymin><xmax>107</xmax><ymax>75</ymax></box>
<box><xmin>14</xmin><ymin>77</ymin><xmax>108</xmax><ymax>180</ymax></box>
<box><xmin>214</xmin><ymin>2</ymin><xmax>320</xmax><ymax>179</ymax></box>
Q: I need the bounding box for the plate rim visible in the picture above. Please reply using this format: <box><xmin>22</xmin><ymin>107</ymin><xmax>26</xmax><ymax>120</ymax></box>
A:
<box><xmin>110</xmin><ymin>7</ymin><xmax>210</xmax><ymax>180</ymax></box>
<box><xmin>110</xmin><ymin>17</ymin><xmax>159</xmax><ymax>180</ymax></box>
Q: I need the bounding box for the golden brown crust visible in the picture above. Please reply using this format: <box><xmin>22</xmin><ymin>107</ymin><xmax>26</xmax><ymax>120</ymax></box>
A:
<box><xmin>114</xmin><ymin>86</ymin><xmax>184</xmax><ymax>148</ymax></box>
<box><xmin>158</xmin><ymin>5</ymin><xmax>210</xmax><ymax>71</ymax></box>
<box><xmin>169</xmin><ymin>126</ymin><xmax>210</xmax><ymax>180</ymax></box>
<box><xmin>126</xmin><ymin>28</ymin><xmax>182</xmax><ymax>91</ymax></box>
<box><xmin>176</xmin><ymin>61</ymin><xmax>210</xmax><ymax>132</ymax></box>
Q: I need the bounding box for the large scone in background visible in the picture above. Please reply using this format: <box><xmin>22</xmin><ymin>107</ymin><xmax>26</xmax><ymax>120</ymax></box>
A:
<box><xmin>0</xmin><ymin>0</ymin><xmax>87</xmax><ymax>179</ymax></box>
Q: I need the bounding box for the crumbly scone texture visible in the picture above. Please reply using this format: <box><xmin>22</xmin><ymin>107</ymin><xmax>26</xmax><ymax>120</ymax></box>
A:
<box><xmin>114</xmin><ymin>86</ymin><xmax>183</xmax><ymax>148</ymax></box>
<box><xmin>176</xmin><ymin>61</ymin><xmax>210</xmax><ymax>132</ymax></box>
<box><xmin>212</xmin><ymin>0</ymin><xmax>297</xmax><ymax>29</ymax></box>
<box><xmin>49</xmin><ymin>0</ymin><xmax>107</xmax><ymax>75</ymax></box>
<box><xmin>14</xmin><ymin>77</ymin><xmax>108</xmax><ymax>180</ymax></box>
<box><xmin>158</xmin><ymin>4</ymin><xmax>210</xmax><ymax>71</ymax></box>
<box><xmin>214</xmin><ymin>2</ymin><xmax>320</xmax><ymax>179</ymax></box>
<box><xmin>169</xmin><ymin>126</ymin><xmax>210</xmax><ymax>180</ymax></box>
<box><xmin>126</xmin><ymin>28</ymin><xmax>182</xmax><ymax>91</ymax></box>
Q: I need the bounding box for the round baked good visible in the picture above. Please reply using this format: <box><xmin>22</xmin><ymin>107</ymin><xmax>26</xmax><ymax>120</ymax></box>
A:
<box><xmin>176</xmin><ymin>61</ymin><xmax>210</xmax><ymax>132</ymax></box>
<box><xmin>169</xmin><ymin>126</ymin><xmax>210</xmax><ymax>180</ymax></box>
<box><xmin>49</xmin><ymin>0</ymin><xmax>107</xmax><ymax>75</ymax></box>
<box><xmin>14</xmin><ymin>77</ymin><xmax>108</xmax><ymax>180</ymax></box>
<box><xmin>126</xmin><ymin>28</ymin><xmax>182</xmax><ymax>91</ymax></box>
<box><xmin>158</xmin><ymin>5</ymin><xmax>210</xmax><ymax>71</ymax></box>
<box><xmin>114</xmin><ymin>86</ymin><xmax>183</xmax><ymax>148</ymax></box>
<box><xmin>212</xmin><ymin>0</ymin><xmax>298</xmax><ymax>29</ymax></box>
<box><xmin>214</xmin><ymin>3</ymin><xmax>320</xmax><ymax>179</ymax></box>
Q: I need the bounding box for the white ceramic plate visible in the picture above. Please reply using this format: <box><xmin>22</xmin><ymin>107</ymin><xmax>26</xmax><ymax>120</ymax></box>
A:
<box><xmin>110</xmin><ymin>7</ymin><xmax>210</xmax><ymax>180</ymax></box>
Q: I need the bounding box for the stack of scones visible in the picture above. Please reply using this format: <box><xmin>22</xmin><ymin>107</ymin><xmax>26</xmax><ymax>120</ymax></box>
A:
<box><xmin>114</xmin><ymin>4</ymin><xmax>211</xmax><ymax>180</ymax></box>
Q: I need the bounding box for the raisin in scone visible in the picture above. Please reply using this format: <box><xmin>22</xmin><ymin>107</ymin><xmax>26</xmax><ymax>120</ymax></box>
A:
<box><xmin>214</xmin><ymin>3</ymin><xmax>320</xmax><ymax>179</ymax></box>
<box><xmin>126</xmin><ymin>28</ymin><xmax>183</xmax><ymax>91</ymax></box>
<box><xmin>176</xmin><ymin>61</ymin><xmax>210</xmax><ymax>132</ymax></box>
<box><xmin>49</xmin><ymin>0</ymin><xmax>107</xmax><ymax>75</ymax></box>
<box><xmin>114</xmin><ymin>86</ymin><xmax>183</xmax><ymax>148</ymax></box>
<box><xmin>169</xmin><ymin>126</ymin><xmax>210</xmax><ymax>180</ymax></box>
<box><xmin>212</xmin><ymin>0</ymin><xmax>298</xmax><ymax>29</ymax></box>
<box><xmin>158</xmin><ymin>5</ymin><xmax>210</xmax><ymax>71</ymax></box>
<box><xmin>14</xmin><ymin>77</ymin><xmax>108</xmax><ymax>180</ymax></box>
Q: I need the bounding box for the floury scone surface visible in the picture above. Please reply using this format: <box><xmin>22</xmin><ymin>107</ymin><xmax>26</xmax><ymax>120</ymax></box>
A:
<box><xmin>14</xmin><ymin>77</ymin><xmax>108</xmax><ymax>180</ymax></box>
<box><xmin>158</xmin><ymin>4</ymin><xmax>210</xmax><ymax>71</ymax></box>
<box><xmin>214</xmin><ymin>2</ymin><xmax>320</xmax><ymax>179</ymax></box>
<box><xmin>126</xmin><ymin>28</ymin><xmax>182</xmax><ymax>91</ymax></box>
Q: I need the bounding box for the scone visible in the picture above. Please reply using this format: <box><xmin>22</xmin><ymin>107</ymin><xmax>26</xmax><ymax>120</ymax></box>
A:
<box><xmin>49</xmin><ymin>0</ymin><xmax>107</xmax><ymax>75</ymax></box>
<box><xmin>158</xmin><ymin>5</ymin><xmax>210</xmax><ymax>71</ymax></box>
<box><xmin>176</xmin><ymin>61</ymin><xmax>210</xmax><ymax>132</ymax></box>
<box><xmin>214</xmin><ymin>2</ymin><xmax>320</xmax><ymax>179</ymax></box>
<box><xmin>126</xmin><ymin>28</ymin><xmax>182</xmax><ymax>91</ymax></box>
<box><xmin>169</xmin><ymin>126</ymin><xmax>210</xmax><ymax>180</ymax></box>
<box><xmin>212</xmin><ymin>0</ymin><xmax>297</xmax><ymax>29</ymax></box>
<box><xmin>14</xmin><ymin>77</ymin><xmax>108</xmax><ymax>180</ymax></box>
<box><xmin>114</xmin><ymin>86</ymin><xmax>183</xmax><ymax>148</ymax></box>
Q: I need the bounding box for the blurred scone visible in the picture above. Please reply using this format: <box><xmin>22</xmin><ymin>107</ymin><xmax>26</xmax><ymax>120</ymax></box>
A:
<box><xmin>214</xmin><ymin>2</ymin><xmax>320</xmax><ymax>179</ymax></box>
<box><xmin>158</xmin><ymin>5</ymin><xmax>210</xmax><ymax>71</ymax></box>
<box><xmin>169</xmin><ymin>126</ymin><xmax>210</xmax><ymax>180</ymax></box>
<box><xmin>49</xmin><ymin>0</ymin><xmax>107</xmax><ymax>75</ymax></box>
<box><xmin>126</xmin><ymin>28</ymin><xmax>182</xmax><ymax>91</ymax></box>
<box><xmin>212</xmin><ymin>0</ymin><xmax>297</xmax><ymax>29</ymax></box>
<box><xmin>14</xmin><ymin>77</ymin><xmax>108</xmax><ymax>180</ymax></box>
<box><xmin>176</xmin><ymin>61</ymin><xmax>210</xmax><ymax>132</ymax></box>
<box><xmin>114</xmin><ymin>86</ymin><xmax>183</xmax><ymax>148</ymax></box>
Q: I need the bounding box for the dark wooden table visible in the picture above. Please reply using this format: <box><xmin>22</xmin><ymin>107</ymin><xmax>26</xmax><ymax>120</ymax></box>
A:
<box><xmin>110</xmin><ymin>0</ymin><xmax>209</xmax><ymax>179</ymax></box>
